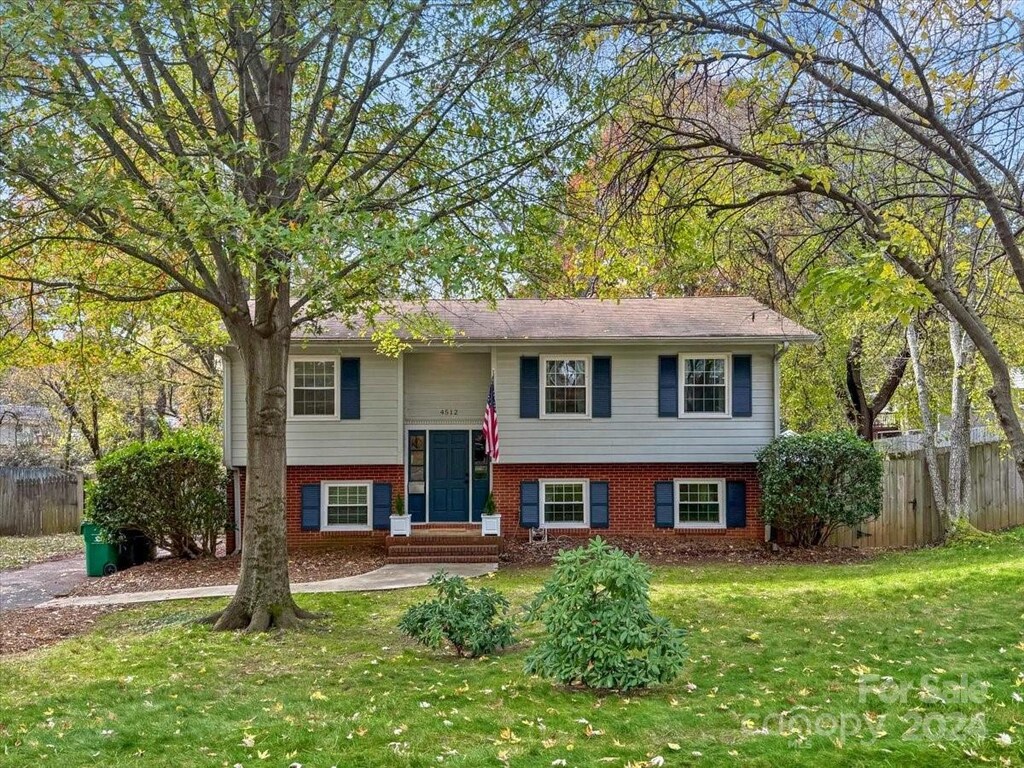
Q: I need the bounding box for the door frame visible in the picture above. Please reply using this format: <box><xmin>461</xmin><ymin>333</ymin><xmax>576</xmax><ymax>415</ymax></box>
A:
<box><xmin>405</xmin><ymin>426</ymin><xmax>491</xmax><ymax>523</ymax></box>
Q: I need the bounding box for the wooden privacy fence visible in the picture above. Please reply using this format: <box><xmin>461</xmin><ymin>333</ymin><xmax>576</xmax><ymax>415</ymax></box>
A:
<box><xmin>833</xmin><ymin>442</ymin><xmax>1024</xmax><ymax>548</ymax></box>
<box><xmin>0</xmin><ymin>467</ymin><xmax>84</xmax><ymax>536</ymax></box>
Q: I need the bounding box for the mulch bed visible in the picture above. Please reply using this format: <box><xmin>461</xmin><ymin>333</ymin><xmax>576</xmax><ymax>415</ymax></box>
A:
<box><xmin>2</xmin><ymin>606</ymin><xmax>123</xmax><ymax>655</ymax></box>
<box><xmin>67</xmin><ymin>547</ymin><xmax>385</xmax><ymax>597</ymax></box>
<box><xmin>500</xmin><ymin>535</ymin><xmax>879</xmax><ymax>567</ymax></box>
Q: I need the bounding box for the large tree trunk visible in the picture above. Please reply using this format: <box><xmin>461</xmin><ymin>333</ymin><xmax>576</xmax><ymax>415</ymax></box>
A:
<box><xmin>204</xmin><ymin>302</ymin><xmax>315</xmax><ymax>632</ymax></box>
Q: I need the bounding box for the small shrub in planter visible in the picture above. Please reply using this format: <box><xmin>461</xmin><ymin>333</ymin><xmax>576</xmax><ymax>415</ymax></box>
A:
<box><xmin>88</xmin><ymin>429</ymin><xmax>226</xmax><ymax>558</ymax></box>
<box><xmin>524</xmin><ymin>537</ymin><xmax>687</xmax><ymax>691</ymax></box>
<box><xmin>757</xmin><ymin>430</ymin><xmax>883</xmax><ymax>546</ymax></box>
<box><xmin>398</xmin><ymin>572</ymin><xmax>516</xmax><ymax>657</ymax></box>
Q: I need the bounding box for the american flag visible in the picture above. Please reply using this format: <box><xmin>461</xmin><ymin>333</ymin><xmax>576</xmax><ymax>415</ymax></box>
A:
<box><xmin>482</xmin><ymin>376</ymin><xmax>500</xmax><ymax>462</ymax></box>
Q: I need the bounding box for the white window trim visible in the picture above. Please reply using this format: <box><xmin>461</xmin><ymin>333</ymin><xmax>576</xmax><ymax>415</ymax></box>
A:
<box><xmin>674</xmin><ymin>478</ymin><xmax>726</xmax><ymax>529</ymax></box>
<box><xmin>539</xmin><ymin>354</ymin><xmax>592</xmax><ymax>420</ymax></box>
<box><xmin>289</xmin><ymin>356</ymin><xmax>340</xmax><ymax>420</ymax></box>
<box><xmin>320</xmin><ymin>480</ymin><xmax>373</xmax><ymax>531</ymax></box>
<box><xmin>678</xmin><ymin>353</ymin><xmax>732</xmax><ymax>418</ymax></box>
<box><xmin>539</xmin><ymin>478</ymin><xmax>590</xmax><ymax>529</ymax></box>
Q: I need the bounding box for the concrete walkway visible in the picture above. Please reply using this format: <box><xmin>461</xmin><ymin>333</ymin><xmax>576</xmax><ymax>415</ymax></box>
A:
<box><xmin>1</xmin><ymin>555</ymin><xmax>88</xmax><ymax>611</ymax></box>
<box><xmin>38</xmin><ymin>562</ymin><xmax>497</xmax><ymax>608</ymax></box>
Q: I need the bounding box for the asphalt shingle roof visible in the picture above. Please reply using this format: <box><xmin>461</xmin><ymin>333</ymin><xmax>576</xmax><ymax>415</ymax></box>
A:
<box><xmin>299</xmin><ymin>297</ymin><xmax>816</xmax><ymax>343</ymax></box>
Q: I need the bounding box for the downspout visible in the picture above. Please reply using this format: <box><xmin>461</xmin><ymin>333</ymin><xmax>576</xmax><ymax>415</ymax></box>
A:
<box><xmin>773</xmin><ymin>342</ymin><xmax>789</xmax><ymax>438</ymax></box>
<box><xmin>767</xmin><ymin>342</ymin><xmax>790</xmax><ymax>543</ymax></box>
<box><xmin>232</xmin><ymin>469</ymin><xmax>242</xmax><ymax>555</ymax></box>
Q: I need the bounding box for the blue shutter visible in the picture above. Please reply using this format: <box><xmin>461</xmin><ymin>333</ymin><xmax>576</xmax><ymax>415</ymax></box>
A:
<box><xmin>520</xmin><ymin>481</ymin><xmax>540</xmax><ymax>528</ymax></box>
<box><xmin>726</xmin><ymin>480</ymin><xmax>747</xmax><ymax>529</ymax></box>
<box><xmin>654</xmin><ymin>481</ymin><xmax>674</xmax><ymax>528</ymax></box>
<box><xmin>732</xmin><ymin>355</ymin><xmax>752</xmax><ymax>417</ymax></box>
<box><xmin>372</xmin><ymin>482</ymin><xmax>392</xmax><ymax>530</ymax></box>
<box><xmin>658</xmin><ymin>356</ymin><xmax>678</xmax><ymax>417</ymax></box>
<box><xmin>592</xmin><ymin>357</ymin><xmax>612</xmax><ymax>418</ymax></box>
<box><xmin>519</xmin><ymin>357</ymin><xmax>539</xmax><ymax>418</ymax></box>
<box><xmin>300</xmin><ymin>484</ymin><xmax>321</xmax><ymax>531</ymax></box>
<box><xmin>590</xmin><ymin>481</ymin><xmax>609</xmax><ymax>529</ymax></box>
<box><xmin>340</xmin><ymin>358</ymin><xmax>360</xmax><ymax>420</ymax></box>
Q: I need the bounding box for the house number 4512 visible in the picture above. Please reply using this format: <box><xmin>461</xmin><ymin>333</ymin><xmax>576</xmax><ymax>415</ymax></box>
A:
<box><xmin>439</xmin><ymin>408</ymin><xmax>458</xmax><ymax>416</ymax></box>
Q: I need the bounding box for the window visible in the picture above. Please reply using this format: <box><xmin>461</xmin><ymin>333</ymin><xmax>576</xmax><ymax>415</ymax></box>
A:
<box><xmin>291</xmin><ymin>358</ymin><xmax>337</xmax><ymax>418</ymax></box>
<box><xmin>681</xmin><ymin>355</ymin><xmax>729</xmax><ymax>415</ymax></box>
<box><xmin>675</xmin><ymin>479</ymin><xmax>725</xmax><ymax>528</ymax></box>
<box><xmin>542</xmin><ymin>356</ymin><xmax>590</xmax><ymax>417</ymax></box>
<box><xmin>541</xmin><ymin>480</ymin><xmax>589</xmax><ymax>527</ymax></box>
<box><xmin>321</xmin><ymin>482</ymin><xmax>371</xmax><ymax>529</ymax></box>
<box><xmin>407</xmin><ymin>432</ymin><xmax>425</xmax><ymax>494</ymax></box>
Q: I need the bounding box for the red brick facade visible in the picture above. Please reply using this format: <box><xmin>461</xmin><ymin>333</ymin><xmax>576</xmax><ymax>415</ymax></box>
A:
<box><xmin>228</xmin><ymin>461</ymin><xmax>763</xmax><ymax>550</ymax></box>
<box><xmin>491</xmin><ymin>462</ymin><xmax>763</xmax><ymax>540</ymax></box>
<box><xmin>228</xmin><ymin>465</ymin><xmax>404</xmax><ymax>552</ymax></box>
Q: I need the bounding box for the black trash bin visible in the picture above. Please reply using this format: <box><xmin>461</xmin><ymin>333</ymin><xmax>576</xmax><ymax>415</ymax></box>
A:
<box><xmin>116</xmin><ymin>529</ymin><xmax>157</xmax><ymax>570</ymax></box>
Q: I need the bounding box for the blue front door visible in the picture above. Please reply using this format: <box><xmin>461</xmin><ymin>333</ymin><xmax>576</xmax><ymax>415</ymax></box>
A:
<box><xmin>429</xmin><ymin>430</ymin><xmax>470</xmax><ymax>521</ymax></box>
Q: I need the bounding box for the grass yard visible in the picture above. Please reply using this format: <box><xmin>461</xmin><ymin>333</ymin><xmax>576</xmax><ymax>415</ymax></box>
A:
<box><xmin>0</xmin><ymin>533</ymin><xmax>82</xmax><ymax>570</ymax></box>
<box><xmin>2</xmin><ymin>532</ymin><xmax>1023</xmax><ymax>767</ymax></box>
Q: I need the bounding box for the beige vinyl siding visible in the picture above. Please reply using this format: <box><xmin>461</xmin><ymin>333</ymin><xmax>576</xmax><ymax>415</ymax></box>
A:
<box><xmin>403</xmin><ymin>351</ymin><xmax>490</xmax><ymax>425</ymax></box>
<box><xmin>227</xmin><ymin>346</ymin><xmax>402</xmax><ymax>465</ymax></box>
<box><xmin>494</xmin><ymin>343</ymin><xmax>777</xmax><ymax>463</ymax></box>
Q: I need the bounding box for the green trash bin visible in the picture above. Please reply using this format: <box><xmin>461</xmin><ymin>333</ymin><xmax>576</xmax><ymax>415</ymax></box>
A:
<box><xmin>81</xmin><ymin>522</ymin><xmax>118</xmax><ymax>577</ymax></box>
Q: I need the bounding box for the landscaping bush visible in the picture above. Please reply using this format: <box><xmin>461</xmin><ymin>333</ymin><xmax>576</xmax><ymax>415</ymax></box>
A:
<box><xmin>88</xmin><ymin>429</ymin><xmax>226</xmax><ymax>558</ymax></box>
<box><xmin>398</xmin><ymin>572</ymin><xmax>516</xmax><ymax>657</ymax></box>
<box><xmin>524</xmin><ymin>537</ymin><xmax>687</xmax><ymax>691</ymax></box>
<box><xmin>757</xmin><ymin>430</ymin><xmax>883</xmax><ymax>546</ymax></box>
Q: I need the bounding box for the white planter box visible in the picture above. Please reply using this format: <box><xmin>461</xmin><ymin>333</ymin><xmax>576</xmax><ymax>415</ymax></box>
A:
<box><xmin>390</xmin><ymin>514</ymin><xmax>412</xmax><ymax>537</ymax></box>
<box><xmin>481</xmin><ymin>514</ymin><xmax>501</xmax><ymax>537</ymax></box>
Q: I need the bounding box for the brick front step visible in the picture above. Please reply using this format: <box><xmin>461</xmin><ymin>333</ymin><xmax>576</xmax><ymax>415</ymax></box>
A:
<box><xmin>386</xmin><ymin>532</ymin><xmax>501</xmax><ymax>564</ymax></box>
<box><xmin>385</xmin><ymin>555</ymin><xmax>499</xmax><ymax>564</ymax></box>
<box><xmin>386</xmin><ymin>535</ymin><xmax>496</xmax><ymax>547</ymax></box>
<box><xmin>387</xmin><ymin>544</ymin><xmax>500</xmax><ymax>557</ymax></box>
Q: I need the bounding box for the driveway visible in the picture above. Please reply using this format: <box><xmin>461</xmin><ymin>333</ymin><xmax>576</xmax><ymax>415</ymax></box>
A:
<box><xmin>0</xmin><ymin>555</ymin><xmax>87</xmax><ymax>611</ymax></box>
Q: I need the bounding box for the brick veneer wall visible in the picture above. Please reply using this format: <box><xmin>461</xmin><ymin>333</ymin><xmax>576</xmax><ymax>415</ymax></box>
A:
<box><xmin>226</xmin><ymin>461</ymin><xmax>763</xmax><ymax>551</ymax></box>
<box><xmin>227</xmin><ymin>465</ymin><xmax>404</xmax><ymax>552</ymax></box>
<box><xmin>491</xmin><ymin>462</ymin><xmax>763</xmax><ymax>540</ymax></box>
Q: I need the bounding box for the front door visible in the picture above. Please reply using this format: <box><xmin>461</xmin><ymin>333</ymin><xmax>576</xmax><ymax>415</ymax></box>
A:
<box><xmin>429</xmin><ymin>430</ymin><xmax>470</xmax><ymax>522</ymax></box>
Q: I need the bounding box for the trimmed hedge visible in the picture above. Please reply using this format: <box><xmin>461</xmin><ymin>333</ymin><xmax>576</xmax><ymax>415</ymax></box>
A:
<box><xmin>757</xmin><ymin>430</ymin><xmax>883</xmax><ymax>546</ymax></box>
<box><xmin>88</xmin><ymin>430</ymin><xmax>226</xmax><ymax>557</ymax></box>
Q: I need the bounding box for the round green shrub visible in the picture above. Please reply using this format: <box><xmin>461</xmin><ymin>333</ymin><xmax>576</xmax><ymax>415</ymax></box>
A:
<box><xmin>398</xmin><ymin>572</ymin><xmax>516</xmax><ymax>657</ymax></box>
<box><xmin>88</xmin><ymin>429</ymin><xmax>226</xmax><ymax>557</ymax></box>
<box><xmin>524</xmin><ymin>537</ymin><xmax>687</xmax><ymax>691</ymax></box>
<box><xmin>757</xmin><ymin>430</ymin><xmax>883</xmax><ymax>546</ymax></box>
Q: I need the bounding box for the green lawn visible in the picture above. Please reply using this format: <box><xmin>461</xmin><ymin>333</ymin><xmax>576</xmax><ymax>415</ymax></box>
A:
<box><xmin>0</xmin><ymin>533</ymin><xmax>82</xmax><ymax>570</ymax></box>
<box><xmin>2</xmin><ymin>533</ymin><xmax>1023</xmax><ymax>767</ymax></box>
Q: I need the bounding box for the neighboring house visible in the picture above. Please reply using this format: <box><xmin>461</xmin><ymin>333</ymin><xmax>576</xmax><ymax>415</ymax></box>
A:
<box><xmin>0</xmin><ymin>404</ymin><xmax>56</xmax><ymax>448</ymax></box>
<box><xmin>221</xmin><ymin>298</ymin><xmax>815</xmax><ymax>556</ymax></box>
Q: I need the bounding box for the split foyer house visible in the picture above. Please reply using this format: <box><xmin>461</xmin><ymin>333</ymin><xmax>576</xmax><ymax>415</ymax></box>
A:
<box><xmin>221</xmin><ymin>297</ymin><xmax>815</xmax><ymax>559</ymax></box>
